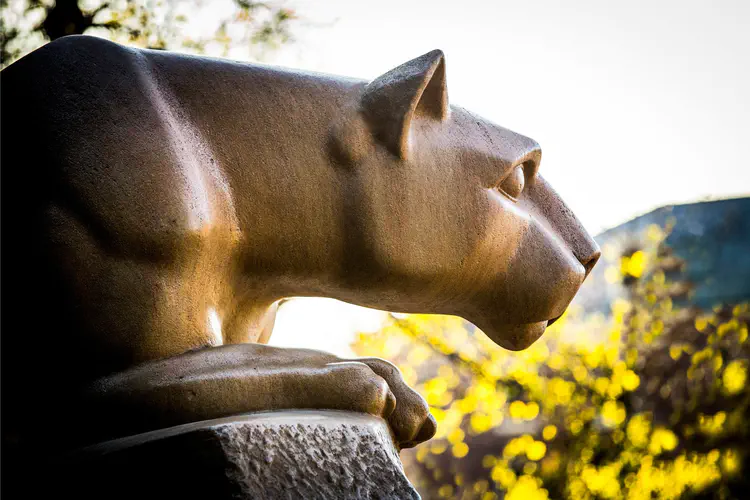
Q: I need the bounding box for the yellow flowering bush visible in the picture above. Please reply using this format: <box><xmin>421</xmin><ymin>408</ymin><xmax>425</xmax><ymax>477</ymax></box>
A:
<box><xmin>352</xmin><ymin>223</ymin><xmax>749</xmax><ymax>499</ymax></box>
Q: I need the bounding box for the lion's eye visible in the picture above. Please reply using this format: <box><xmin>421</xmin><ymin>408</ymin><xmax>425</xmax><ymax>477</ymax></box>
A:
<box><xmin>496</xmin><ymin>165</ymin><xmax>525</xmax><ymax>201</ymax></box>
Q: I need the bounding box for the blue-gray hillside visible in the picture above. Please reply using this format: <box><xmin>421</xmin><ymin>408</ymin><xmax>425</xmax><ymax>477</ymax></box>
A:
<box><xmin>574</xmin><ymin>197</ymin><xmax>750</xmax><ymax>314</ymax></box>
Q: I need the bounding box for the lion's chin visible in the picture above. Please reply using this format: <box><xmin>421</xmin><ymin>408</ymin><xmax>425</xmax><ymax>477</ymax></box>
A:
<box><xmin>483</xmin><ymin>320</ymin><xmax>549</xmax><ymax>351</ymax></box>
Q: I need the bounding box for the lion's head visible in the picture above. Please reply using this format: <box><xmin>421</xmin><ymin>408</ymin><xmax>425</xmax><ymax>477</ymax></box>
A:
<box><xmin>331</xmin><ymin>49</ymin><xmax>600</xmax><ymax>351</ymax></box>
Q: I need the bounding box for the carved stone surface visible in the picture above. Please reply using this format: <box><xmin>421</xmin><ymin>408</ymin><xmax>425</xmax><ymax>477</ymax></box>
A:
<box><xmin>60</xmin><ymin>411</ymin><xmax>419</xmax><ymax>500</ymax></box>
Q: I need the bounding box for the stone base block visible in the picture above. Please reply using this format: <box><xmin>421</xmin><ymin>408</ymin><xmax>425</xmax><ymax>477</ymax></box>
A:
<box><xmin>55</xmin><ymin>410</ymin><xmax>420</xmax><ymax>499</ymax></box>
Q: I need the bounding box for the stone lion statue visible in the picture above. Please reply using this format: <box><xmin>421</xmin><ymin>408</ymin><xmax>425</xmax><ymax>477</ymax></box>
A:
<box><xmin>0</xmin><ymin>36</ymin><xmax>599</xmax><ymax>455</ymax></box>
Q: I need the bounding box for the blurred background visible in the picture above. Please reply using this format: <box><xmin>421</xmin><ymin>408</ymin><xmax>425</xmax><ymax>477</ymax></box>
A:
<box><xmin>2</xmin><ymin>1</ymin><xmax>749</xmax><ymax>498</ymax></box>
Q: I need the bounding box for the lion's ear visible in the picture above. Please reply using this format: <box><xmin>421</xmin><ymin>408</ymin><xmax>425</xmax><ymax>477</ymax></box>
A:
<box><xmin>361</xmin><ymin>49</ymin><xmax>449</xmax><ymax>159</ymax></box>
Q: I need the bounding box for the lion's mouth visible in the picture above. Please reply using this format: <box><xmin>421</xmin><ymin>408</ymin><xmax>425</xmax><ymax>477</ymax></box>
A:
<box><xmin>546</xmin><ymin>313</ymin><xmax>563</xmax><ymax>327</ymax></box>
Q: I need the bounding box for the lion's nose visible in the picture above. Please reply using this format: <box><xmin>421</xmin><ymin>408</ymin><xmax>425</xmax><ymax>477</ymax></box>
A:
<box><xmin>572</xmin><ymin>232</ymin><xmax>600</xmax><ymax>279</ymax></box>
<box><xmin>581</xmin><ymin>248</ymin><xmax>601</xmax><ymax>279</ymax></box>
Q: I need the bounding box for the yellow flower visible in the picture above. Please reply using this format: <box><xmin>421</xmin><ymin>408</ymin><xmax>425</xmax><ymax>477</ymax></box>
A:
<box><xmin>721</xmin><ymin>449</ymin><xmax>741</xmax><ymax>476</ymax></box>
<box><xmin>669</xmin><ymin>344</ymin><xmax>684</xmax><ymax>360</ymax></box>
<box><xmin>457</xmin><ymin>395</ymin><xmax>478</xmax><ymax>413</ymax></box>
<box><xmin>582</xmin><ymin>464</ymin><xmax>621</xmax><ymax>498</ymax></box>
<box><xmin>594</xmin><ymin>377</ymin><xmax>610</xmax><ymax>395</ymax></box>
<box><xmin>523</xmin><ymin>462</ymin><xmax>538</xmax><ymax>475</ymax></box>
<box><xmin>547</xmin><ymin>353</ymin><xmax>565</xmax><ymax>370</ymax></box>
<box><xmin>722</xmin><ymin>360</ymin><xmax>747</xmax><ymax>395</ymax></box>
<box><xmin>540</xmin><ymin>451</ymin><xmax>561</xmax><ymax>476</ymax></box>
<box><xmin>622</xmin><ymin>370</ymin><xmax>641</xmax><ymax>391</ymax></box>
<box><xmin>621</xmin><ymin>250</ymin><xmax>647</xmax><ymax>278</ymax></box>
<box><xmin>491</xmin><ymin>463</ymin><xmax>516</xmax><ymax>487</ymax></box>
<box><xmin>573</xmin><ymin>365</ymin><xmax>588</xmax><ymax>382</ymax></box>
<box><xmin>698</xmin><ymin>411</ymin><xmax>726</xmax><ymax>436</ymax></box>
<box><xmin>601</xmin><ymin>400</ymin><xmax>627</xmax><ymax>427</ymax></box>
<box><xmin>524</xmin><ymin>401</ymin><xmax>540</xmax><ymax>420</ymax></box>
<box><xmin>452</xmin><ymin>442</ymin><xmax>469</xmax><ymax>458</ymax></box>
<box><xmin>542</xmin><ymin>425</ymin><xmax>557</xmax><ymax>441</ymax></box>
<box><xmin>509</xmin><ymin>400</ymin><xmax>526</xmax><ymax>420</ymax></box>
<box><xmin>694</xmin><ymin>316</ymin><xmax>709</xmax><ymax>332</ymax></box>
<box><xmin>570</xmin><ymin>419</ymin><xmax>584</xmax><ymax>435</ymax></box>
<box><xmin>431</xmin><ymin>441</ymin><xmax>448</xmax><ymax>454</ymax></box>
<box><xmin>470</xmin><ymin>412</ymin><xmax>494</xmax><ymax>434</ymax></box>
<box><xmin>448</xmin><ymin>428</ymin><xmax>465</xmax><ymax>444</ymax></box>
<box><xmin>438</xmin><ymin>484</ymin><xmax>454</xmax><ymax>498</ymax></box>
<box><xmin>505</xmin><ymin>476</ymin><xmax>548</xmax><ymax>500</ymax></box>
<box><xmin>648</xmin><ymin>427</ymin><xmax>678</xmax><ymax>455</ymax></box>
<box><xmin>547</xmin><ymin>378</ymin><xmax>573</xmax><ymax>405</ymax></box>
<box><xmin>503</xmin><ymin>438</ymin><xmax>523</xmax><ymax>458</ymax></box>
<box><xmin>627</xmin><ymin>413</ymin><xmax>651</xmax><ymax>448</ymax></box>
<box><xmin>526</xmin><ymin>441</ymin><xmax>547</xmax><ymax>461</ymax></box>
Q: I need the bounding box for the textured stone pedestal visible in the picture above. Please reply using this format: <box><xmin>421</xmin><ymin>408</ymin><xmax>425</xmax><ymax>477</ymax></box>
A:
<box><xmin>58</xmin><ymin>410</ymin><xmax>420</xmax><ymax>499</ymax></box>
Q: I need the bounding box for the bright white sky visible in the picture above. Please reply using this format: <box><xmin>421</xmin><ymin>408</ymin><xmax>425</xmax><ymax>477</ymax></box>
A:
<box><xmin>221</xmin><ymin>0</ymin><xmax>750</xmax><ymax>355</ymax></box>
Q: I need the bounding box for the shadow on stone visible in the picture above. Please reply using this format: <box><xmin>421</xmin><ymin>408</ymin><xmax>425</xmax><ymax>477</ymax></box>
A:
<box><xmin>55</xmin><ymin>410</ymin><xmax>420</xmax><ymax>500</ymax></box>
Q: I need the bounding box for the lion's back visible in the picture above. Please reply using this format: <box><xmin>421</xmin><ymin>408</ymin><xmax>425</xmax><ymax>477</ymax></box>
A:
<box><xmin>1</xmin><ymin>36</ymin><xmax>241</xmax><ymax>378</ymax></box>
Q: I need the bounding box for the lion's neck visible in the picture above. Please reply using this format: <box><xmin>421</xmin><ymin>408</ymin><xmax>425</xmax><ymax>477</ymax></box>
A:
<box><xmin>195</xmin><ymin>79</ymin><xmax>365</xmax><ymax>325</ymax></box>
<box><xmin>155</xmin><ymin>58</ymin><xmax>371</xmax><ymax>339</ymax></box>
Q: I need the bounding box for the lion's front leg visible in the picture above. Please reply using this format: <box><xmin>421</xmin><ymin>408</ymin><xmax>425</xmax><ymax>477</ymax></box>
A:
<box><xmin>75</xmin><ymin>343</ymin><xmax>435</xmax><ymax>449</ymax></box>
